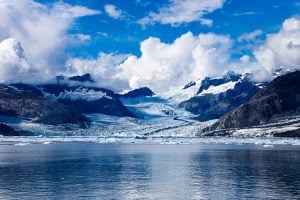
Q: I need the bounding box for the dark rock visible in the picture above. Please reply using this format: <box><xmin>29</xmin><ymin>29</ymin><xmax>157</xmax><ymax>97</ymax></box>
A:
<box><xmin>274</xmin><ymin>129</ymin><xmax>300</xmax><ymax>137</ymax></box>
<box><xmin>197</xmin><ymin>71</ymin><xmax>241</xmax><ymax>94</ymax></box>
<box><xmin>179</xmin><ymin>75</ymin><xmax>260</xmax><ymax>121</ymax></box>
<box><xmin>0</xmin><ymin>84</ymin><xmax>89</xmax><ymax>126</ymax></box>
<box><xmin>122</xmin><ymin>87</ymin><xmax>155</xmax><ymax>98</ymax></box>
<box><xmin>206</xmin><ymin>71</ymin><xmax>300</xmax><ymax>132</ymax></box>
<box><xmin>0</xmin><ymin>124</ymin><xmax>18</xmax><ymax>136</ymax></box>
<box><xmin>0</xmin><ymin>124</ymin><xmax>35</xmax><ymax>136</ymax></box>
<box><xmin>183</xmin><ymin>81</ymin><xmax>196</xmax><ymax>90</ymax></box>
<box><xmin>69</xmin><ymin>73</ymin><xmax>95</xmax><ymax>83</ymax></box>
<box><xmin>40</xmin><ymin>84</ymin><xmax>136</xmax><ymax>118</ymax></box>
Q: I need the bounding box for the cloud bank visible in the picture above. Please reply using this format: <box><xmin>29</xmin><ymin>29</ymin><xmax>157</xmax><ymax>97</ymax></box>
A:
<box><xmin>0</xmin><ymin>1</ymin><xmax>299</xmax><ymax>95</ymax></box>
<box><xmin>67</xmin><ymin>17</ymin><xmax>300</xmax><ymax>94</ymax></box>
<box><xmin>68</xmin><ymin>32</ymin><xmax>233</xmax><ymax>93</ymax></box>
<box><xmin>254</xmin><ymin>17</ymin><xmax>300</xmax><ymax>72</ymax></box>
<box><xmin>0</xmin><ymin>0</ymin><xmax>100</xmax><ymax>81</ymax></box>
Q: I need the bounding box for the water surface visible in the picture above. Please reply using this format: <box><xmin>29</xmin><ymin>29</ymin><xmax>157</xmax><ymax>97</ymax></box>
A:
<box><xmin>0</xmin><ymin>143</ymin><xmax>299</xmax><ymax>199</ymax></box>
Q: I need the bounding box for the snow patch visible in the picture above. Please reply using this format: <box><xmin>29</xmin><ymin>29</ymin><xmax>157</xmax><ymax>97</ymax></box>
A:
<box><xmin>45</xmin><ymin>88</ymin><xmax>112</xmax><ymax>101</ymax></box>
<box><xmin>165</xmin><ymin>79</ymin><xmax>202</xmax><ymax>103</ymax></box>
<box><xmin>199</xmin><ymin>81</ymin><xmax>237</xmax><ymax>95</ymax></box>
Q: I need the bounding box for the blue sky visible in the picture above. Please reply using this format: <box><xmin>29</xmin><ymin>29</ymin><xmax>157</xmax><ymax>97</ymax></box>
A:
<box><xmin>0</xmin><ymin>0</ymin><xmax>300</xmax><ymax>93</ymax></box>
<box><xmin>35</xmin><ymin>0</ymin><xmax>300</xmax><ymax>58</ymax></box>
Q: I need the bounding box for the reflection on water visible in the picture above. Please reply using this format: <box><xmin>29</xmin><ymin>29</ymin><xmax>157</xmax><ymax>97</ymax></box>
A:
<box><xmin>0</xmin><ymin>143</ymin><xmax>299</xmax><ymax>199</ymax></box>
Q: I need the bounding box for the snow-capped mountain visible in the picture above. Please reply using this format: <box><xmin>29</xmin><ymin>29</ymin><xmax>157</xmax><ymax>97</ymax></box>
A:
<box><xmin>10</xmin><ymin>74</ymin><xmax>136</xmax><ymax>118</ymax></box>
<box><xmin>167</xmin><ymin>71</ymin><xmax>267</xmax><ymax>121</ymax></box>
<box><xmin>204</xmin><ymin>71</ymin><xmax>300</xmax><ymax>136</ymax></box>
<box><xmin>165</xmin><ymin>79</ymin><xmax>203</xmax><ymax>104</ymax></box>
<box><xmin>121</xmin><ymin>87</ymin><xmax>155</xmax><ymax>98</ymax></box>
<box><xmin>0</xmin><ymin>84</ymin><xmax>88</xmax><ymax>127</ymax></box>
<box><xmin>166</xmin><ymin>71</ymin><xmax>245</xmax><ymax>103</ymax></box>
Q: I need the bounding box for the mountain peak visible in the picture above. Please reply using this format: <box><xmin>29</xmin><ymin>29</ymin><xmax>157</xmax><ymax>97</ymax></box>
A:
<box><xmin>197</xmin><ymin>71</ymin><xmax>242</xmax><ymax>94</ymax></box>
<box><xmin>122</xmin><ymin>87</ymin><xmax>155</xmax><ymax>98</ymax></box>
<box><xmin>68</xmin><ymin>73</ymin><xmax>95</xmax><ymax>83</ymax></box>
<box><xmin>223</xmin><ymin>71</ymin><xmax>241</xmax><ymax>81</ymax></box>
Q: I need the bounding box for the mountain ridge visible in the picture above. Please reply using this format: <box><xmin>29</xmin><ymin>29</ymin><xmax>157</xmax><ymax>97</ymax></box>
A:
<box><xmin>204</xmin><ymin>71</ymin><xmax>300</xmax><ymax>134</ymax></box>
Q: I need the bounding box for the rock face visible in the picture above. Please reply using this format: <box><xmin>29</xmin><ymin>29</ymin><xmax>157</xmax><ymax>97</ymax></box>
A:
<box><xmin>179</xmin><ymin>72</ymin><xmax>262</xmax><ymax>121</ymax></box>
<box><xmin>68</xmin><ymin>73</ymin><xmax>95</xmax><ymax>83</ymax></box>
<box><xmin>206</xmin><ymin>71</ymin><xmax>300</xmax><ymax>131</ymax></box>
<box><xmin>0</xmin><ymin>84</ymin><xmax>88</xmax><ymax>126</ymax></box>
<box><xmin>40</xmin><ymin>84</ymin><xmax>136</xmax><ymax>118</ymax></box>
<box><xmin>0</xmin><ymin>124</ymin><xmax>18</xmax><ymax>136</ymax></box>
<box><xmin>122</xmin><ymin>87</ymin><xmax>155</xmax><ymax>98</ymax></box>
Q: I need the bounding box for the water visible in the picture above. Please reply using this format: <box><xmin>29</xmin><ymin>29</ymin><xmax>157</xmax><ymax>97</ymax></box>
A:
<box><xmin>0</xmin><ymin>143</ymin><xmax>299</xmax><ymax>199</ymax></box>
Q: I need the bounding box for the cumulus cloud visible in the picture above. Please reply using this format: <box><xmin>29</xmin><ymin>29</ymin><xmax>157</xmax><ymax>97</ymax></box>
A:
<box><xmin>238</xmin><ymin>30</ymin><xmax>263</xmax><ymax>43</ymax></box>
<box><xmin>0</xmin><ymin>38</ymin><xmax>33</xmax><ymax>83</ymax></box>
<box><xmin>67</xmin><ymin>32</ymin><xmax>233</xmax><ymax>94</ymax></box>
<box><xmin>0</xmin><ymin>0</ymin><xmax>100</xmax><ymax>82</ymax></box>
<box><xmin>139</xmin><ymin>0</ymin><xmax>225</xmax><ymax>26</ymax></box>
<box><xmin>66</xmin><ymin>52</ymin><xmax>130</xmax><ymax>91</ymax></box>
<box><xmin>254</xmin><ymin>17</ymin><xmax>300</xmax><ymax>72</ymax></box>
<box><xmin>68</xmin><ymin>16</ymin><xmax>300</xmax><ymax>94</ymax></box>
<box><xmin>104</xmin><ymin>4</ymin><xmax>123</xmax><ymax>19</ymax></box>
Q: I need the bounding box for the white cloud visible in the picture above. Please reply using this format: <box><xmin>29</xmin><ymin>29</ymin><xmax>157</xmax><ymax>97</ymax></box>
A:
<box><xmin>104</xmin><ymin>4</ymin><xmax>123</xmax><ymax>19</ymax></box>
<box><xmin>0</xmin><ymin>38</ymin><xmax>34</xmax><ymax>83</ymax></box>
<box><xmin>0</xmin><ymin>0</ymin><xmax>100</xmax><ymax>81</ymax></box>
<box><xmin>238</xmin><ymin>30</ymin><xmax>263</xmax><ymax>42</ymax></box>
<box><xmin>117</xmin><ymin>32</ymin><xmax>232</xmax><ymax>93</ymax></box>
<box><xmin>254</xmin><ymin>17</ymin><xmax>300</xmax><ymax>72</ymax></box>
<box><xmin>233</xmin><ymin>12</ymin><xmax>258</xmax><ymax>16</ymax></box>
<box><xmin>240</xmin><ymin>55</ymin><xmax>251</xmax><ymax>63</ymax></box>
<box><xmin>139</xmin><ymin>0</ymin><xmax>225</xmax><ymax>26</ymax></box>
<box><xmin>66</xmin><ymin>32</ymin><xmax>233</xmax><ymax>94</ymax></box>
<box><xmin>66</xmin><ymin>52</ymin><xmax>130</xmax><ymax>91</ymax></box>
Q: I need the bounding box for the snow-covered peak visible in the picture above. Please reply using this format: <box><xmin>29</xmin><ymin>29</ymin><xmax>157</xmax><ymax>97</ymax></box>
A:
<box><xmin>166</xmin><ymin>71</ymin><xmax>263</xmax><ymax>104</ymax></box>
<box><xmin>69</xmin><ymin>73</ymin><xmax>95</xmax><ymax>83</ymax></box>
<box><xmin>165</xmin><ymin>79</ymin><xmax>202</xmax><ymax>104</ymax></box>
<box><xmin>223</xmin><ymin>70</ymin><xmax>241</xmax><ymax>81</ymax></box>
<box><xmin>122</xmin><ymin>87</ymin><xmax>155</xmax><ymax>98</ymax></box>
<box><xmin>198</xmin><ymin>81</ymin><xmax>237</xmax><ymax>96</ymax></box>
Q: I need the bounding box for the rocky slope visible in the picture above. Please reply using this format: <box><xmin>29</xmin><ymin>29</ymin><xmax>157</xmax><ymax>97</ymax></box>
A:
<box><xmin>11</xmin><ymin>74</ymin><xmax>136</xmax><ymax>118</ymax></box>
<box><xmin>178</xmin><ymin>72</ymin><xmax>263</xmax><ymax>121</ymax></box>
<box><xmin>39</xmin><ymin>84</ymin><xmax>135</xmax><ymax>118</ymax></box>
<box><xmin>121</xmin><ymin>87</ymin><xmax>155</xmax><ymax>98</ymax></box>
<box><xmin>205</xmin><ymin>71</ymin><xmax>300</xmax><ymax>132</ymax></box>
<box><xmin>0</xmin><ymin>84</ymin><xmax>88</xmax><ymax>126</ymax></box>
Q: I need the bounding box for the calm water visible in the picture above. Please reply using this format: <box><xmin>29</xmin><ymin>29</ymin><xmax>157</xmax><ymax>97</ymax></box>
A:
<box><xmin>0</xmin><ymin>143</ymin><xmax>299</xmax><ymax>200</ymax></box>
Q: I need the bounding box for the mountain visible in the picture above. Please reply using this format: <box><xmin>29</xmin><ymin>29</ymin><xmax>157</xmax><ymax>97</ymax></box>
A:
<box><xmin>68</xmin><ymin>73</ymin><xmax>95</xmax><ymax>83</ymax></box>
<box><xmin>0</xmin><ymin>84</ymin><xmax>88</xmax><ymax>126</ymax></box>
<box><xmin>39</xmin><ymin>84</ymin><xmax>136</xmax><ymax>118</ymax></box>
<box><xmin>205</xmin><ymin>71</ymin><xmax>300</xmax><ymax>133</ymax></box>
<box><xmin>9</xmin><ymin>72</ymin><xmax>136</xmax><ymax>118</ymax></box>
<box><xmin>177</xmin><ymin>71</ymin><xmax>265</xmax><ymax>121</ymax></box>
<box><xmin>121</xmin><ymin>87</ymin><xmax>155</xmax><ymax>98</ymax></box>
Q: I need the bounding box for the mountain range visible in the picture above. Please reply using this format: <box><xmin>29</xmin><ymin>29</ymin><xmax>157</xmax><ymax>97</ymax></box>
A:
<box><xmin>0</xmin><ymin>67</ymin><xmax>299</xmax><ymax>137</ymax></box>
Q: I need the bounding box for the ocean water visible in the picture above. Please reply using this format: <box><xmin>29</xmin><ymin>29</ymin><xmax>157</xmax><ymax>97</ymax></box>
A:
<box><xmin>0</xmin><ymin>142</ymin><xmax>299</xmax><ymax>199</ymax></box>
